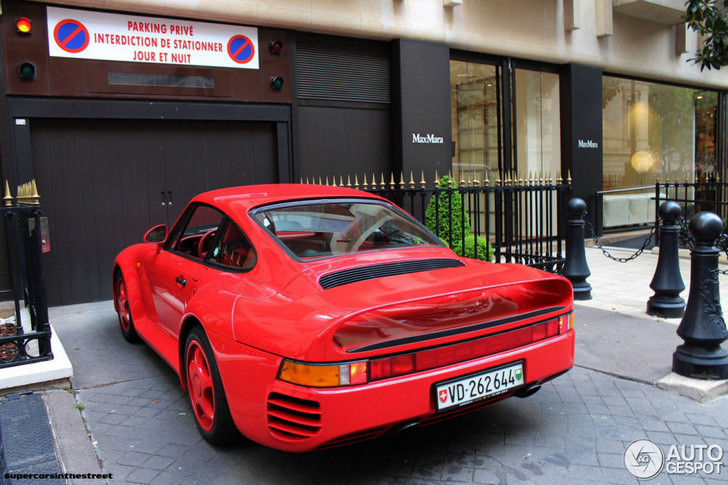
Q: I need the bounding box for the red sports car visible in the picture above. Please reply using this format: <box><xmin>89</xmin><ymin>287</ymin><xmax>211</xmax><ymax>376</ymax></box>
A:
<box><xmin>113</xmin><ymin>184</ymin><xmax>574</xmax><ymax>452</ymax></box>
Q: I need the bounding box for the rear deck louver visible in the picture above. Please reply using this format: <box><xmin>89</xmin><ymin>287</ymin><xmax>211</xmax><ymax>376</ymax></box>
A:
<box><xmin>319</xmin><ymin>259</ymin><xmax>465</xmax><ymax>290</ymax></box>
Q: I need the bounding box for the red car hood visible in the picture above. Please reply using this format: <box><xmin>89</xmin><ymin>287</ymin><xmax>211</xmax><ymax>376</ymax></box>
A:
<box><xmin>232</xmin><ymin>249</ymin><xmax>573</xmax><ymax>361</ymax></box>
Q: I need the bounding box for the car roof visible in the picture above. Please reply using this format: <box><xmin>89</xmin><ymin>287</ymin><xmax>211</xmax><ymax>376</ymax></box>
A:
<box><xmin>192</xmin><ymin>184</ymin><xmax>387</xmax><ymax>213</ymax></box>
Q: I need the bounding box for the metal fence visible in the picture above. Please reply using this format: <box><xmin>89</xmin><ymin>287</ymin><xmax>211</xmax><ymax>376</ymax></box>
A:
<box><xmin>303</xmin><ymin>172</ymin><xmax>572</xmax><ymax>273</ymax></box>
<box><xmin>1</xmin><ymin>180</ymin><xmax>53</xmax><ymax>369</ymax></box>
<box><xmin>655</xmin><ymin>176</ymin><xmax>728</xmax><ymax>222</ymax></box>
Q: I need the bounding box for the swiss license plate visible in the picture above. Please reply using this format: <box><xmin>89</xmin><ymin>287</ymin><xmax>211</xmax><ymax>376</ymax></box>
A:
<box><xmin>435</xmin><ymin>362</ymin><xmax>524</xmax><ymax>411</ymax></box>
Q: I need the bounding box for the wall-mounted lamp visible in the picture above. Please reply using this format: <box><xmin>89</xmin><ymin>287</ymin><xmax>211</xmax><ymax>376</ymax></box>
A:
<box><xmin>16</xmin><ymin>17</ymin><xmax>32</xmax><ymax>34</ymax></box>
<box><xmin>18</xmin><ymin>62</ymin><xmax>36</xmax><ymax>80</ymax></box>
<box><xmin>270</xmin><ymin>76</ymin><xmax>284</xmax><ymax>90</ymax></box>
<box><xmin>269</xmin><ymin>40</ymin><xmax>283</xmax><ymax>55</ymax></box>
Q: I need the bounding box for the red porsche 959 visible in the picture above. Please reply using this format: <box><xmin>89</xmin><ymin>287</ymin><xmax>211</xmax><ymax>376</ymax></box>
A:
<box><xmin>112</xmin><ymin>184</ymin><xmax>574</xmax><ymax>452</ymax></box>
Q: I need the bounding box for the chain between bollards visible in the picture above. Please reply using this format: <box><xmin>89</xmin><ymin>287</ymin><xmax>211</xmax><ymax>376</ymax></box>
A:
<box><xmin>585</xmin><ymin>216</ymin><xmax>656</xmax><ymax>263</ymax></box>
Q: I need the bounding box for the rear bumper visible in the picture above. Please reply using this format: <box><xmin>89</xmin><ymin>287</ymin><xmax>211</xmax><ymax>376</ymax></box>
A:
<box><xmin>212</xmin><ymin>329</ymin><xmax>574</xmax><ymax>452</ymax></box>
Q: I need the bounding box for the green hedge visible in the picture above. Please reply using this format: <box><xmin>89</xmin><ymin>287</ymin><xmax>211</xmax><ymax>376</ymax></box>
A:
<box><xmin>452</xmin><ymin>234</ymin><xmax>494</xmax><ymax>262</ymax></box>
<box><xmin>424</xmin><ymin>176</ymin><xmax>493</xmax><ymax>262</ymax></box>
<box><xmin>424</xmin><ymin>175</ymin><xmax>471</xmax><ymax>245</ymax></box>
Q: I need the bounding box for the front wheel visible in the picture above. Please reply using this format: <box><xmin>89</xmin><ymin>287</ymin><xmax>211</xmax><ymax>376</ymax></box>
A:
<box><xmin>115</xmin><ymin>273</ymin><xmax>139</xmax><ymax>343</ymax></box>
<box><xmin>185</xmin><ymin>327</ymin><xmax>240</xmax><ymax>445</ymax></box>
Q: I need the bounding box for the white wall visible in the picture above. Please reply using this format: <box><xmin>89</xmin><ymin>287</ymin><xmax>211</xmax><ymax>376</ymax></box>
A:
<box><xmin>33</xmin><ymin>0</ymin><xmax>728</xmax><ymax>88</ymax></box>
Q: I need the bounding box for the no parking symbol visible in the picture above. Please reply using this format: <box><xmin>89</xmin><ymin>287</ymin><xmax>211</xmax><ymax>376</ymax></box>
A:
<box><xmin>227</xmin><ymin>35</ymin><xmax>255</xmax><ymax>64</ymax></box>
<box><xmin>53</xmin><ymin>18</ymin><xmax>89</xmax><ymax>53</ymax></box>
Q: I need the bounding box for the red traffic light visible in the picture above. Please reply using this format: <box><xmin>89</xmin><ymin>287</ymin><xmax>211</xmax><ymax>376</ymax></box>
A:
<box><xmin>16</xmin><ymin>17</ymin><xmax>32</xmax><ymax>34</ymax></box>
<box><xmin>269</xmin><ymin>40</ymin><xmax>283</xmax><ymax>55</ymax></box>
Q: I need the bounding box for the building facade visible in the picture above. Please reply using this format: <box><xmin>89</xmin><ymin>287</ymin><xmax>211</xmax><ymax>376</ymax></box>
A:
<box><xmin>0</xmin><ymin>0</ymin><xmax>726</xmax><ymax>305</ymax></box>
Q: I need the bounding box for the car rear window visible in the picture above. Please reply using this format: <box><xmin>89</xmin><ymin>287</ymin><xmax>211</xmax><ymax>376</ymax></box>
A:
<box><xmin>253</xmin><ymin>200</ymin><xmax>442</xmax><ymax>260</ymax></box>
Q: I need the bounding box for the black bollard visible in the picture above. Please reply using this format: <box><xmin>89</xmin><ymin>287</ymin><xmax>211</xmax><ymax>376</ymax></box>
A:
<box><xmin>561</xmin><ymin>198</ymin><xmax>592</xmax><ymax>300</ymax></box>
<box><xmin>672</xmin><ymin>212</ymin><xmax>728</xmax><ymax>379</ymax></box>
<box><xmin>647</xmin><ymin>201</ymin><xmax>686</xmax><ymax>318</ymax></box>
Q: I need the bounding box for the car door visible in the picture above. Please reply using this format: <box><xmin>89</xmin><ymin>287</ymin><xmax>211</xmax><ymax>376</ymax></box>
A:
<box><xmin>146</xmin><ymin>203</ymin><xmax>225</xmax><ymax>336</ymax></box>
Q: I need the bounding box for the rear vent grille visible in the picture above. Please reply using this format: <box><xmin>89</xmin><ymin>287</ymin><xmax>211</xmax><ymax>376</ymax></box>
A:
<box><xmin>267</xmin><ymin>392</ymin><xmax>322</xmax><ymax>441</ymax></box>
<box><xmin>320</xmin><ymin>259</ymin><xmax>465</xmax><ymax>289</ymax></box>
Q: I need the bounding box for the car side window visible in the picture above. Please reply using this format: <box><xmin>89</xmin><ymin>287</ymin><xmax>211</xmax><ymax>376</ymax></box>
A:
<box><xmin>208</xmin><ymin>221</ymin><xmax>257</xmax><ymax>270</ymax></box>
<box><xmin>167</xmin><ymin>204</ymin><xmax>225</xmax><ymax>259</ymax></box>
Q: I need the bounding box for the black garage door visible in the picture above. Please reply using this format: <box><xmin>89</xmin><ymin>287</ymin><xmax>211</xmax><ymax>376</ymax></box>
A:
<box><xmin>30</xmin><ymin>118</ymin><xmax>278</xmax><ymax>305</ymax></box>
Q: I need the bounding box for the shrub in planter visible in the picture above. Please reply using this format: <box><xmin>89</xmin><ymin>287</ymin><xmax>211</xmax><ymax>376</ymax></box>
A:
<box><xmin>425</xmin><ymin>175</ymin><xmax>472</xmax><ymax>247</ymax></box>
<box><xmin>452</xmin><ymin>234</ymin><xmax>494</xmax><ymax>262</ymax></box>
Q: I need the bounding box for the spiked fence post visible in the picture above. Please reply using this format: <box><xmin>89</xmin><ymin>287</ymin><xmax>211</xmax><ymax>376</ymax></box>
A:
<box><xmin>561</xmin><ymin>198</ymin><xmax>592</xmax><ymax>300</ymax></box>
<box><xmin>647</xmin><ymin>201</ymin><xmax>685</xmax><ymax>318</ymax></box>
<box><xmin>673</xmin><ymin>212</ymin><xmax>728</xmax><ymax>379</ymax></box>
<box><xmin>3</xmin><ymin>181</ymin><xmax>12</xmax><ymax>207</ymax></box>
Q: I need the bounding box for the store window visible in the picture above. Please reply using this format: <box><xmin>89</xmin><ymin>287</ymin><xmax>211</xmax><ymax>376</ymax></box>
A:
<box><xmin>601</xmin><ymin>76</ymin><xmax>719</xmax><ymax>228</ymax></box>
<box><xmin>450</xmin><ymin>61</ymin><xmax>561</xmax><ymax>184</ymax></box>
<box><xmin>514</xmin><ymin>69</ymin><xmax>561</xmax><ymax>179</ymax></box>
<box><xmin>450</xmin><ymin>61</ymin><xmax>500</xmax><ymax>183</ymax></box>
<box><xmin>602</xmin><ymin>77</ymin><xmax>718</xmax><ymax>190</ymax></box>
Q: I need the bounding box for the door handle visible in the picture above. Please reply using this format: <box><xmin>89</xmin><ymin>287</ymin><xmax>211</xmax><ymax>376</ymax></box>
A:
<box><xmin>175</xmin><ymin>276</ymin><xmax>187</xmax><ymax>287</ymax></box>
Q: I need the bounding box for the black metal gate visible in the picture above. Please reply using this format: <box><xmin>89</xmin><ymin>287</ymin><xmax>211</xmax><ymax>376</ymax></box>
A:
<box><xmin>1</xmin><ymin>180</ymin><xmax>52</xmax><ymax>369</ymax></box>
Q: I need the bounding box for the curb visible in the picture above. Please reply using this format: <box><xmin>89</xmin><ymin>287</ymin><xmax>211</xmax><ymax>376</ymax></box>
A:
<box><xmin>44</xmin><ymin>390</ymin><xmax>106</xmax><ymax>485</ymax></box>
<box><xmin>656</xmin><ymin>373</ymin><xmax>728</xmax><ymax>404</ymax></box>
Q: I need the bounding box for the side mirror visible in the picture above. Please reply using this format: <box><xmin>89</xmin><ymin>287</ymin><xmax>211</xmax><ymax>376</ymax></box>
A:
<box><xmin>144</xmin><ymin>224</ymin><xmax>168</xmax><ymax>244</ymax></box>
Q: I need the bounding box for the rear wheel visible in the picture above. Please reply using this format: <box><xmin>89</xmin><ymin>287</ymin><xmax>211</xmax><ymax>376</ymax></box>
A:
<box><xmin>115</xmin><ymin>273</ymin><xmax>139</xmax><ymax>343</ymax></box>
<box><xmin>185</xmin><ymin>327</ymin><xmax>239</xmax><ymax>445</ymax></box>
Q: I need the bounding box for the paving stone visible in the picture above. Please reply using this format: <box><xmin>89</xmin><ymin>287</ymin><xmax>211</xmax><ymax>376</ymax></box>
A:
<box><xmin>124</xmin><ymin>466</ymin><xmax>161</xmax><ymax>484</ymax></box>
<box><xmin>666</xmin><ymin>421</ymin><xmax>700</xmax><ymax>436</ymax></box>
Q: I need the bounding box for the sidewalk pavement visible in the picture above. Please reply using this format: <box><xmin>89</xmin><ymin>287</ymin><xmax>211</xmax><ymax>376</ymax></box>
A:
<box><xmin>2</xmin><ymin>244</ymin><xmax>728</xmax><ymax>483</ymax></box>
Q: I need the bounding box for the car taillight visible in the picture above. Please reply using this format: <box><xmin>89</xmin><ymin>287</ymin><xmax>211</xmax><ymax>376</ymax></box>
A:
<box><xmin>278</xmin><ymin>360</ymin><xmax>369</xmax><ymax>387</ymax></box>
<box><xmin>559</xmin><ymin>312</ymin><xmax>574</xmax><ymax>334</ymax></box>
<box><xmin>278</xmin><ymin>314</ymin><xmax>572</xmax><ymax>387</ymax></box>
<box><xmin>345</xmin><ymin>361</ymin><xmax>368</xmax><ymax>385</ymax></box>
<box><xmin>370</xmin><ymin>354</ymin><xmax>415</xmax><ymax>381</ymax></box>
<box><xmin>370</xmin><ymin>318</ymin><xmax>561</xmax><ymax>381</ymax></box>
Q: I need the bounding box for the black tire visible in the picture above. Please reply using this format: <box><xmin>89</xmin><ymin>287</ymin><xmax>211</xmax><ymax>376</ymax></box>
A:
<box><xmin>185</xmin><ymin>326</ymin><xmax>240</xmax><ymax>445</ymax></box>
<box><xmin>115</xmin><ymin>272</ymin><xmax>140</xmax><ymax>343</ymax></box>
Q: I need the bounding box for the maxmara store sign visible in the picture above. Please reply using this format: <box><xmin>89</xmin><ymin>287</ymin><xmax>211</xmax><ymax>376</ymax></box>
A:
<box><xmin>46</xmin><ymin>6</ymin><xmax>259</xmax><ymax>69</ymax></box>
<box><xmin>412</xmin><ymin>133</ymin><xmax>444</xmax><ymax>144</ymax></box>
